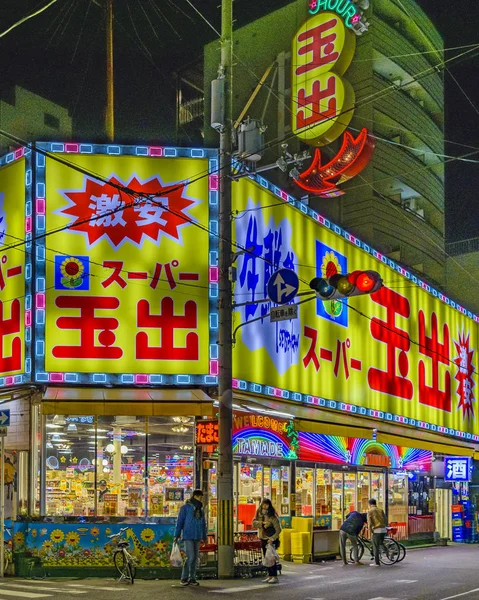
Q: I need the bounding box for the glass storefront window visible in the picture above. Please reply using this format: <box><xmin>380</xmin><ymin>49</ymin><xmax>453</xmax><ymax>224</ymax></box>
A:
<box><xmin>147</xmin><ymin>416</ymin><xmax>195</xmax><ymax>519</ymax></box>
<box><xmin>388</xmin><ymin>471</ymin><xmax>408</xmax><ymax>523</ymax></box>
<box><xmin>357</xmin><ymin>471</ymin><xmax>370</xmax><ymax>513</ymax></box>
<box><xmin>237</xmin><ymin>463</ymin><xmax>262</xmax><ymax>530</ymax></box>
<box><xmin>44</xmin><ymin>415</ymin><xmax>96</xmax><ymax>516</ymax></box>
<box><xmin>315</xmin><ymin>468</ymin><xmax>331</xmax><ymax>519</ymax></box>
<box><xmin>43</xmin><ymin>415</ymin><xmax>195</xmax><ymax>518</ymax></box>
<box><xmin>296</xmin><ymin>467</ymin><xmax>314</xmax><ymax>516</ymax></box>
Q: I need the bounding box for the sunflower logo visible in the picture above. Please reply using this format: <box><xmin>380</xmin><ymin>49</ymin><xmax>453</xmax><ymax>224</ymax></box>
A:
<box><xmin>50</xmin><ymin>529</ymin><xmax>65</xmax><ymax>544</ymax></box>
<box><xmin>90</xmin><ymin>527</ymin><xmax>100</xmax><ymax>538</ymax></box>
<box><xmin>31</xmin><ymin>529</ymin><xmax>37</xmax><ymax>538</ymax></box>
<box><xmin>321</xmin><ymin>251</ymin><xmax>341</xmax><ymax>278</ymax></box>
<box><xmin>42</xmin><ymin>540</ymin><xmax>53</xmax><ymax>551</ymax></box>
<box><xmin>60</xmin><ymin>257</ymin><xmax>85</xmax><ymax>289</ymax></box>
<box><xmin>140</xmin><ymin>528</ymin><xmax>155</xmax><ymax>543</ymax></box>
<box><xmin>66</xmin><ymin>532</ymin><xmax>80</xmax><ymax>547</ymax></box>
<box><xmin>14</xmin><ymin>532</ymin><xmax>25</xmax><ymax>546</ymax></box>
<box><xmin>155</xmin><ymin>540</ymin><xmax>167</xmax><ymax>553</ymax></box>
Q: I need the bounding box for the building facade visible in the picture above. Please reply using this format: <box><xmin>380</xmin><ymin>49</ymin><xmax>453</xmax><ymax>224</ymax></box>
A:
<box><xmin>0</xmin><ymin>86</ymin><xmax>72</xmax><ymax>155</ymax></box>
<box><xmin>204</xmin><ymin>0</ymin><xmax>446</xmax><ymax>287</ymax></box>
<box><xmin>0</xmin><ymin>140</ymin><xmax>475</xmax><ymax>576</ymax></box>
<box><xmin>446</xmin><ymin>237</ymin><xmax>479</xmax><ymax>315</ymax></box>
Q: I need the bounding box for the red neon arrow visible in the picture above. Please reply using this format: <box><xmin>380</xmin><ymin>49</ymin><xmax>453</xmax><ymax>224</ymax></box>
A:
<box><xmin>293</xmin><ymin>128</ymin><xmax>375</xmax><ymax>197</ymax></box>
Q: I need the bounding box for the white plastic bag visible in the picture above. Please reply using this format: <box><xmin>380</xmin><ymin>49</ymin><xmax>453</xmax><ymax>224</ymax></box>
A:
<box><xmin>263</xmin><ymin>543</ymin><xmax>277</xmax><ymax>567</ymax></box>
<box><xmin>170</xmin><ymin>542</ymin><xmax>183</xmax><ymax>567</ymax></box>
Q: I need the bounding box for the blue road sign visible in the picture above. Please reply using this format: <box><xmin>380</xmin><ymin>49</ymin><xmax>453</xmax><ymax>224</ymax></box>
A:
<box><xmin>267</xmin><ymin>268</ymin><xmax>299</xmax><ymax>305</ymax></box>
<box><xmin>0</xmin><ymin>409</ymin><xmax>10</xmax><ymax>426</ymax></box>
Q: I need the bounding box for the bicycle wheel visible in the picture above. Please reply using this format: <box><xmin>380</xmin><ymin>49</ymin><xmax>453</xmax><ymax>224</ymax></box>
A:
<box><xmin>114</xmin><ymin>550</ymin><xmax>130</xmax><ymax>579</ymax></box>
<box><xmin>396</xmin><ymin>543</ymin><xmax>406</xmax><ymax>563</ymax></box>
<box><xmin>348</xmin><ymin>539</ymin><xmax>365</xmax><ymax>563</ymax></box>
<box><xmin>379</xmin><ymin>538</ymin><xmax>401</xmax><ymax>565</ymax></box>
<box><xmin>127</xmin><ymin>561</ymin><xmax>135</xmax><ymax>584</ymax></box>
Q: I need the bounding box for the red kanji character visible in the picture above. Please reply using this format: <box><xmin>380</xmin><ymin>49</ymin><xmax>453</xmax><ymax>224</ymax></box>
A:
<box><xmin>296</xmin><ymin>76</ymin><xmax>337</xmax><ymax>131</ymax></box>
<box><xmin>0</xmin><ymin>299</ymin><xmax>22</xmax><ymax>372</ymax></box>
<box><xmin>136</xmin><ymin>297</ymin><xmax>198</xmax><ymax>360</ymax></box>
<box><xmin>303</xmin><ymin>326</ymin><xmax>320</xmax><ymax>371</ymax></box>
<box><xmin>150</xmin><ymin>262</ymin><xmax>179</xmax><ymax>290</ymax></box>
<box><xmin>295</xmin><ymin>18</ymin><xmax>340</xmax><ymax>75</ymax></box>
<box><xmin>101</xmin><ymin>261</ymin><xmax>127</xmax><ymax>289</ymax></box>
<box><xmin>333</xmin><ymin>339</ymin><xmax>350</xmax><ymax>379</ymax></box>
<box><xmin>368</xmin><ymin>287</ymin><xmax>414</xmax><ymax>399</ymax></box>
<box><xmin>127</xmin><ymin>272</ymin><xmax>148</xmax><ymax>280</ymax></box>
<box><xmin>418</xmin><ymin>310</ymin><xmax>451</xmax><ymax>412</ymax></box>
<box><xmin>6</xmin><ymin>265</ymin><xmax>22</xmax><ymax>278</ymax></box>
<box><xmin>53</xmin><ymin>296</ymin><xmax>122</xmax><ymax>359</ymax></box>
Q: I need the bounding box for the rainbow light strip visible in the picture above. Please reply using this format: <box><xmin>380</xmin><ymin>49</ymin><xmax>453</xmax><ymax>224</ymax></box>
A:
<box><xmin>233</xmin><ymin>428</ymin><xmax>292</xmax><ymax>458</ymax></box>
<box><xmin>298</xmin><ymin>433</ymin><xmax>432</xmax><ymax>470</ymax></box>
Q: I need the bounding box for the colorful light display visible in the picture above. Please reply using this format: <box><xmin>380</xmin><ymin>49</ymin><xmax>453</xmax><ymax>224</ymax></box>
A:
<box><xmin>293</xmin><ymin>129</ymin><xmax>375</xmax><ymax>196</ymax></box>
<box><xmin>232</xmin><ymin>413</ymin><xmax>298</xmax><ymax>459</ymax></box>
<box><xmin>0</xmin><ymin>151</ymin><xmax>32</xmax><ymax>385</ymax></box>
<box><xmin>298</xmin><ymin>432</ymin><xmax>433</xmax><ymax>470</ymax></box>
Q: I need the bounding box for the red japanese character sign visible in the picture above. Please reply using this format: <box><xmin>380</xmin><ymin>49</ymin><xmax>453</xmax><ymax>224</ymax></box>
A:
<box><xmin>58</xmin><ymin>173</ymin><xmax>198</xmax><ymax>249</ymax></box>
<box><xmin>45</xmin><ymin>155</ymin><xmax>210</xmax><ymax>376</ymax></box>
<box><xmin>292</xmin><ymin>13</ymin><xmax>356</xmax><ymax>145</ymax></box>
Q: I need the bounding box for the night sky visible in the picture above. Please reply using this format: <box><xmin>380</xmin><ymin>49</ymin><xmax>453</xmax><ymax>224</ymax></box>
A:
<box><xmin>1</xmin><ymin>0</ymin><xmax>478</xmax><ymax>242</ymax></box>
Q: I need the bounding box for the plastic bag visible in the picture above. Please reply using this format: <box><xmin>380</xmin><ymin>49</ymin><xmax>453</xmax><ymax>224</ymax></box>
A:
<box><xmin>263</xmin><ymin>543</ymin><xmax>278</xmax><ymax>567</ymax></box>
<box><xmin>170</xmin><ymin>542</ymin><xmax>183</xmax><ymax>567</ymax></box>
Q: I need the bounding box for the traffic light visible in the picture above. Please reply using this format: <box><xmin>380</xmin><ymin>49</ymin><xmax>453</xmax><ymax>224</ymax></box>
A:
<box><xmin>310</xmin><ymin>270</ymin><xmax>383</xmax><ymax>300</ymax></box>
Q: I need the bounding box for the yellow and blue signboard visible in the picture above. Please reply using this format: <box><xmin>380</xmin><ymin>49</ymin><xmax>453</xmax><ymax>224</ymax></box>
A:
<box><xmin>232</xmin><ymin>175</ymin><xmax>479</xmax><ymax>440</ymax></box>
<box><xmin>33</xmin><ymin>143</ymin><xmax>218</xmax><ymax>386</ymax></box>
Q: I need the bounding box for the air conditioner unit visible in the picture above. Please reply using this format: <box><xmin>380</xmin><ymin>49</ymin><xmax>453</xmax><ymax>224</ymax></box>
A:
<box><xmin>403</xmin><ymin>197</ymin><xmax>418</xmax><ymax>212</ymax></box>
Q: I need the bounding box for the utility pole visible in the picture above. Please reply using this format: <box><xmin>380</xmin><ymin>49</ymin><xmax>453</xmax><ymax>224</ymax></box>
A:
<box><xmin>105</xmin><ymin>0</ymin><xmax>114</xmax><ymax>142</ymax></box>
<box><xmin>217</xmin><ymin>0</ymin><xmax>234</xmax><ymax>579</ymax></box>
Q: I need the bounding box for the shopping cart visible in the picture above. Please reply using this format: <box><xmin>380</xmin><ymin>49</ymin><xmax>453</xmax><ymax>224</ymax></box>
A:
<box><xmin>234</xmin><ymin>531</ymin><xmax>282</xmax><ymax>579</ymax></box>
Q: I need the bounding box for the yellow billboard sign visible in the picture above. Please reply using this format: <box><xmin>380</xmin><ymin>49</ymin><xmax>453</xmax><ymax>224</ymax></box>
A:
<box><xmin>233</xmin><ymin>178</ymin><xmax>479</xmax><ymax>437</ymax></box>
<box><xmin>43</xmin><ymin>153</ymin><xmax>212</xmax><ymax>381</ymax></box>
<box><xmin>292</xmin><ymin>12</ymin><xmax>356</xmax><ymax>145</ymax></box>
<box><xmin>0</xmin><ymin>159</ymin><xmax>26</xmax><ymax>382</ymax></box>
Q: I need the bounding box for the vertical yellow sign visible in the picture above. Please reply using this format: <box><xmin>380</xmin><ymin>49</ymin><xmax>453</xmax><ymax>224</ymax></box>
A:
<box><xmin>0</xmin><ymin>160</ymin><xmax>26</xmax><ymax>378</ymax></box>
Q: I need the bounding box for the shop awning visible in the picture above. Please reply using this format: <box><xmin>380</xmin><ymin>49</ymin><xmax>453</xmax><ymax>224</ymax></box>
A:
<box><xmin>376</xmin><ymin>432</ymin><xmax>474</xmax><ymax>457</ymax></box>
<box><xmin>234</xmin><ymin>393</ymin><xmax>477</xmax><ymax>455</ymax></box>
<box><xmin>41</xmin><ymin>387</ymin><xmax>214</xmax><ymax>417</ymax></box>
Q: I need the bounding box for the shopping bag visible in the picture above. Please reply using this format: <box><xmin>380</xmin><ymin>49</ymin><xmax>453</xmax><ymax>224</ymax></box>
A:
<box><xmin>264</xmin><ymin>543</ymin><xmax>277</xmax><ymax>567</ymax></box>
<box><xmin>170</xmin><ymin>542</ymin><xmax>183</xmax><ymax>567</ymax></box>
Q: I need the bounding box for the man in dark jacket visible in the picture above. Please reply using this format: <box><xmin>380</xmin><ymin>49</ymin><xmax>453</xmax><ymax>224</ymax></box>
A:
<box><xmin>174</xmin><ymin>490</ymin><xmax>207</xmax><ymax>586</ymax></box>
<box><xmin>339</xmin><ymin>511</ymin><xmax>367</xmax><ymax>566</ymax></box>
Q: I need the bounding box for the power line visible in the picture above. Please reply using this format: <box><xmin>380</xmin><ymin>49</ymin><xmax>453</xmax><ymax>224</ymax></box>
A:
<box><xmin>0</xmin><ymin>0</ymin><xmax>60</xmax><ymax>39</ymax></box>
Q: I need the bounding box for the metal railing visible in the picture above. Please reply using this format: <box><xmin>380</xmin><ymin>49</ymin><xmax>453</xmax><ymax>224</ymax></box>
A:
<box><xmin>446</xmin><ymin>237</ymin><xmax>479</xmax><ymax>256</ymax></box>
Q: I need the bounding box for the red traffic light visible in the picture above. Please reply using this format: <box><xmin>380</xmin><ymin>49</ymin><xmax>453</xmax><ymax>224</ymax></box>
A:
<box><xmin>310</xmin><ymin>269</ymin><xmax>382</xmax><ymax>300</ymax></box>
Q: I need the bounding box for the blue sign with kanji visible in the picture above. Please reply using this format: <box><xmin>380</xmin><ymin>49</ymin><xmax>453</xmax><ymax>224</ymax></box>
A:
<box><xmin>445</xmin><ymin>457</ymin><xmax>472</xmax><ymax>482</ymax></box>
<box><xmin>0</xmin><ymin>409</ymin><xmax>10</xmax><ymax>426</ymax></box>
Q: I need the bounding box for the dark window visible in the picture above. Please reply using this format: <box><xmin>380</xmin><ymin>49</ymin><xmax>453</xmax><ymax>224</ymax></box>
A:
<box><xmin>44</xmin><ymin>112</ymin><xmax>60</xmax><ymax>130</ymax></box>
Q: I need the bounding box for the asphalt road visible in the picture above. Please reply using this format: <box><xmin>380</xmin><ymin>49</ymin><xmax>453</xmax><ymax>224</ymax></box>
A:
<box><xmin>1</xmin><ymin>546</ymin><xmax>479</xmax><ymax>600</ymax></box>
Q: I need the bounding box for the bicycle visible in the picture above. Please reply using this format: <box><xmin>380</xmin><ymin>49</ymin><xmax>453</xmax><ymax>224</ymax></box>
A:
<box><xmin>108</xmin><ymin>527</ymin><xmax>136</xmax><ymax>584</ymax></box>
<box><xmin>348</xmin><ymin>528</ymin><xmax>401</xmax><ymax>565</ymax></box>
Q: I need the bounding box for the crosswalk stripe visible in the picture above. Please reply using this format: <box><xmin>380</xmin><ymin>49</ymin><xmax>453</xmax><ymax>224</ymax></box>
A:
<box><xmin>0</xmin><ymin>590</ymin><xmax>51</xmax><ymax>598</ymax></box>
<box><xmin>304</xmin><ymin>575</ymin><xmax>327</xmax><ymax>580</ymax></box>
<box><xmin>1</xmin><ymin>584</ymin><xmax>86</xmax><ymax>595</ymax></box>
<box><xmin>66</xmin><ymin>584</ymin><xmax>128</xmax><ymax>592</ymax></box>
<box><xmin>396</xmin><ymin>580</ymin><xmax>418</xmax><ymax>583</ymax></box>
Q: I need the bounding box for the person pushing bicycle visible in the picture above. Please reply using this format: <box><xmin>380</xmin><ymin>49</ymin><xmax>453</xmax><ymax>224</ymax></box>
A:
<box><xmin>367</xmin><ymin>498</ymin><xmax>387</xmax><ymax>567</ymax></box>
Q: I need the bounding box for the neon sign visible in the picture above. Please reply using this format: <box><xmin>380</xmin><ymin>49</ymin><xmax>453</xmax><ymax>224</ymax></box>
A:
<box><xmin>308</xmin><ymin>0</ymin><xmax>368</xmax><ymax>35</ymax></box>
<box><xmin>232</xmin><ymin>414</ymin><xmax>298</xmax><ymax>459</ymax></box>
